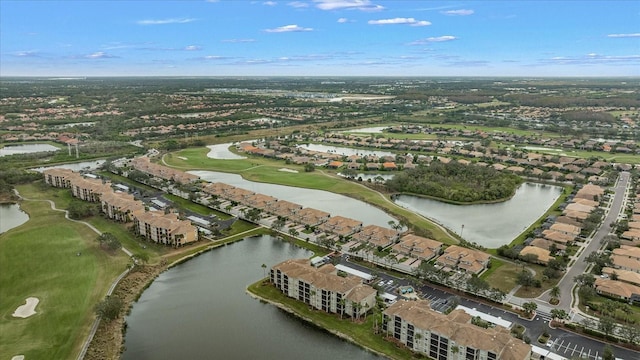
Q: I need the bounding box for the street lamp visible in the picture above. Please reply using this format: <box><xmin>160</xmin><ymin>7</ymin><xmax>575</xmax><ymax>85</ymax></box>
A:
<box><xmin>460</xmin><ymin>224</ymin><xmax>464</xmax><ymax>237</ymax></box>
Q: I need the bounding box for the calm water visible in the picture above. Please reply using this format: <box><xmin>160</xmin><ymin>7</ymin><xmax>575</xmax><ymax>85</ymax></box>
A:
<box><xmin>122</xmin><ymin>235</ymin><xmax>380</xmax><ymax>360</ymax></box>
<box><xmin>298</xmin><ymin>144</ymin><xmax>395</xmax><ymax>158</ymax></box>
<box><xmin>342</xmin><ymin>126</ymin><xmax>387</xmax><ymax>133</ymax></box>
<box><xmin>190</xmin><ymin>170</ymin><xmax>396</xmax><ymax>228</ymax></box>
<box><xmin>0</xmin><ymin>143</ymin><xmax>60</xmax><ymax>157</ymax></box>
<box><xmin>0</xmin><ymin>203</ymin><xmax>29</xmax><ymax>234</ymax></box>
<box><xmin>30</xmin><ymin>159</ymin><xmax>105</xmax><ymax>173</ymax></box>
<box><xmin>395</xmin><ymin>183</ymin><xmax>563</xmax><ymax>248</ymax></box>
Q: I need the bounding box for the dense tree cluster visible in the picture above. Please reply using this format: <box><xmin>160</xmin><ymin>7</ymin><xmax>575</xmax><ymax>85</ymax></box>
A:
<box><xmin>386</xmin><ymin>162</ymin><xmax>522</xmax><ymax>203</ymax></box>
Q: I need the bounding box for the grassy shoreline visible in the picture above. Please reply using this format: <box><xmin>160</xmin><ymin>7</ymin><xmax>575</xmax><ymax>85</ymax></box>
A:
<box><xmin>246</xmin><ymin>279</ymin><xmax>415</xmax><ymax>360</ymax></box>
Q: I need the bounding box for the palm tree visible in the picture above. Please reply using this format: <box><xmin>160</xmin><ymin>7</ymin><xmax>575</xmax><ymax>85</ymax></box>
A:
<box><xmin>338</xmin><ymin>298</ymin><xmax>346</xmax><ymax>319</ymax></box>
<box><xmin>261</xmin><ymin>263</ymin><xmax>267</xmax><ymax>278</ymax></box>
<box><xmin>550</xmin><ymin>286</ymin><xmax>561</xmax><ymax>304</ymax></box>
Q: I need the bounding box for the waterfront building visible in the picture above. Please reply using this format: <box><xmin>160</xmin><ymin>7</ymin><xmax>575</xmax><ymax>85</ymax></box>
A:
<box><xmin>383</xmin><ymin>300</ymin><xmax>531</xmax><ymax>360</ymax></box>
<box><xmin>270</xmin><ymin>259</ymin><xmax>376</xmax><ymax>319</ymax></box>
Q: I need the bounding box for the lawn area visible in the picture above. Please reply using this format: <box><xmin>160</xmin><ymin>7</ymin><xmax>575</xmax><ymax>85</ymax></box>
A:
<box><xmin>1</xmin><ymin>185</ymin><xmax>130</xmax><ymax>360</ymax></box>
<box><xmin>247</xmin><ymin>280</ymin><xmax>416</xmax><ymax>360</ymax></box>
<box><xmin>87</xmin><ymin>216</ymin><xmax>165</xmax><ymax>264</ymax></box>
<box><xmin>483</xmin><ymin>261</ymin><xmax>520</xmax><ymax>293</ymax></box>
<box><xmin>163</xmin><ymin>148</ymin><xmax>458</xmax><ymax>245</ymax></box>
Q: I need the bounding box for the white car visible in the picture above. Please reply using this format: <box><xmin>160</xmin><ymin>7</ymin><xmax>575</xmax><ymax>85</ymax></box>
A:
<box><xmin>387</xmin><ymin>280</ymin><xmax>394</xmax><ymax>285</ymax></box>
<box><xmin>546</xmin><ymin>340</ymin><xmax>554</xmax><ymax>347</ymax></box>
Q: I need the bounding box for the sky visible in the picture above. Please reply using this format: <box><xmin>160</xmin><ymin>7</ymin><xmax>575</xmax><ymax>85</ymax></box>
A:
<box><xmin>1</xmin><ymin>0</ymin><xmax>639</xmax><ymax>77</ymax></box>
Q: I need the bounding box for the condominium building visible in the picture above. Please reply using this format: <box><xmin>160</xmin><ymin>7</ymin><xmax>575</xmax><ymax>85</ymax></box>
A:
<box><xmin>43</xmin><ymin>168</ymin><xmax>79</xmax><ymax>188</ymax></box>
<box><xmin>435</xmin><ymin>245</ymin><xmax>491</xmax><ymax>275</ymax></box>
<box><xmin>271</xmin><ymin>259</ymin><xmax>376</xmax><ymax>319</ymax></box>
<box><xmin>70</xmin><ymin>177</ymin><xmax>112</xmax><ymax>202</ymax></box>
<box><xmin>100</xmin><ymin>191</ymin><xmax>145</xmax><ymax>222</ymax></box>
<box><xmin>133</xmin><ymin>211</ymin><xmax>198</xmax><ymax>247</ymax></box>
<box><xmin>352</xmin><ymin>224</ymin><xmax>399</xmax><ymax>248</ymax></box>
<box><xmin>383</xmin><ymin>300</ymin><xmax>531</xmax><ymax>360</ymax></box>
<box><xmin>393</xmin><ymin>234</ymin><xmax>443</xmax><ymax>261</ymax></box>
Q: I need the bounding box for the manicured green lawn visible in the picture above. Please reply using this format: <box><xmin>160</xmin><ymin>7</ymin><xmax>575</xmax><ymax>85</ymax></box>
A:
<box><xmin>483</xmin><ymin>261</ymin><xmax>519</xmax><ymax>293</ymax></box>
<box><xmin>164</xmin><ymin>193</ymin><xmax>231</xmax><ymax>219</ymax></box>
<box><xmin>247</xmin><ymin>280</ymin><xmax>416</xmax><ymax>360</ymax></box>
<box><xmin>0</xmin><ymin>185</ymin><xmax>129</xmax><ymax>360</ymax></box>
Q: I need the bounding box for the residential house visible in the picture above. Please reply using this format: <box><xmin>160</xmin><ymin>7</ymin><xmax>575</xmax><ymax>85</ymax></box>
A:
<box><xmin>393</xmin><ymin>235</ymin><xmax>443</xmax><ymax>261</ymax></box>
<box><xmin>519</xmin><ymin>246</ymin><xmax>552</xmax><ymax>265</ymax></box>
<box><xmin>383</xmin><ymin>300</ymin><xmax>531</xmax><ymax>360</ymax></box>
<box><xmin>602</xmin><ymin>267</ymin><xmax>640</xmax><ymax>287</ymax></box>
<box><xmin>290</xmin><ymin>208</ymin><xmax>330</xmax><ymax>227</ymax></box>
<box><xmin>542</xmin><ymin>229</ymin><xmax>575</xmax><ymax>246</ymax></box>
<box><xmin>317</xmin><ymin>216</ymin><xmax>363</xmax><ymax>238</ymax></box>
<box><xmin>435</xmin><ymin>245</ymin><xmax>491</xmax><ymax>275</ymax></box>
<box><xmin>611</xmin><ymin>245</ymin><xmax>640</xmax><ymax>273</ymax></box>
<box><xmin>594</xmin><ymin>278</ymin><xmax>640</xmax><ymax>303</ymax></box>
<box><xmin>352</xmin><ymin>225</ymin><xmax>399</xmax><ymax>248</ymax></box>
<box><xmin>264</xmin><ymin>200</ymin><xmax>303</xmax><ymax>219</ymax></box>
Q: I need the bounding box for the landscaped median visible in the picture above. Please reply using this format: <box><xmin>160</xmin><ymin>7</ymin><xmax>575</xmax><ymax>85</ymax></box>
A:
<box><xmin>246</xmin><ymin>279</ymin><xmax>416</xmax><ymax>360</ymax></box>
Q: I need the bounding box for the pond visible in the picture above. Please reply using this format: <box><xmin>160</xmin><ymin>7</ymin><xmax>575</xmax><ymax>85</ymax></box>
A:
<box><xmin>190</xmin><ymin>170</ymin><xmax>396</xmax><ymax>228</ymax></box>
<box><xmin>342</xmin><ymin>126</ymin><xmax>387</xmax><ymax>133</ymax></box>
<box><xmin>30</xmin><ymin>160</ymin><xmax>106</xmax><ymax>173</ymax></box>
<box><xmin>298</xmin><ymin>143</ymin><xmax>395</xmax><ymax>158</ymax></box>
<box><xmin>122</xmin><ymin>235</ymin><xmax>380</xmax><ymax>360</ymax></box>
<box><xmin>0</xmin><ymin>143</ymin><xmax>60</xmax><ymax>157</ymax></box>
<box><xmin>0</xmin><ymin>203</ymin><xmax>29</xmax><ymax>234</ymax></box>
<box><xmin>394</xmin><ymin>183</ymin><xmax>563</xmax><ymax>248</ymax></box>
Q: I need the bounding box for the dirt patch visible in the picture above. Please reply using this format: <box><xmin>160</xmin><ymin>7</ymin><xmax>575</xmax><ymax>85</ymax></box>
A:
<box><xmin>84</xmin><ymin>263</ymin><xmax>166</xmax><ymax>360</ymax></box>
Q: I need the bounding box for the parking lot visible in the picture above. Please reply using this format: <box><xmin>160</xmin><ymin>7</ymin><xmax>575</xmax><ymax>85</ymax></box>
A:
<box><xmin>548</xmin><ymin>338</ymin><xmax>604</xmax><ymax>360</ymax></box>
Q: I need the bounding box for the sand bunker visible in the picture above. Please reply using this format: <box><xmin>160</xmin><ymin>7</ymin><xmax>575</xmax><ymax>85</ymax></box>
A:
<box><xmin>12</xmin><ymin>356</ymin><xmax>25</xmax><ymax>360</ymax></box>
<box><xmin>13</xmin><ymin>297</ymin><xmax>39</xmax><ymax>318</ymax></box>
<box><xmin>278</xmin><ymin>168</ymin><xmax>299</xmax><ymax>173</ymax></box>
<box><xmin>177</xmin><ymin>156</ymin><xmax>188</xmax><ymax>160</ymax></box>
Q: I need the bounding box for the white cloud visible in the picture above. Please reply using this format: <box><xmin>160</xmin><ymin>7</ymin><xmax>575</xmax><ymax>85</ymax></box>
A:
<box><xmin>547</xmin><ymin>53</ymin><xmax>640</xmax><ymax>64</ymax></box>
<box><xmin>408</xmin><ymin>36</ymin><xmax>457</xmax><ymax>45</ymax></box>
<box><xmin>607</xmin><ymin>33</ymin><xmax>640</xmax><ymax>38</ymax></box>
<box><xmin>202</xmin><ymin>55</ymin><xmax>229</xmax><ymax>60</ymax></box>
<box><xmin>288</xmin><ymin>1</ymin><xmax>309</xmax><ymax>7</ymax></box>
<box><xmin>222</xmin><ymin>38</ymin><xmax>257</xmax><ymax>43</ymax></box>
<box><xmin>313</xmin><ymin>0</ymin><xmax>383</xmax><ymax>11</ymax></box>
<box><xmin>84</xmin><ymin>51</ymin><xmax>118</xmax><ymax>59</ymax></box>
<box><xmin>12</xmin><ymin>50</ymin><xmax>40</xmax><ymax>58</ymax></box>
<box><xmin>184</xmin><ymin>45</ymin><xmax>202</xmax><ymax>51</ymax></box>
<box><xmin>411</xmin><ymin>21</ymin><xmax>431</xmax><ymax>27</ymax></box>
<box><xmin>263</xmin><ymin>1</ymin><xmax>277</xmax><ymax>5</ymax></box>
<box><xmin>137</xmin><ymin>18</ymin><xmax>196</xmax><ymax>25</ymax></box>
<box><xmin>441</xmin><ymin>9</ymin><xmax>474</xmax><ymax>16</ymax></box>
<box><xmin>337</xmin><ymin>18</ymin><xmax>349</xmax><ymax>23</ymax></box>
<box><xmin>264</xmin><ymin>24</ymin><xmax>313</xmax><ymax>33</ymax></box>
<box><xmin>368</xmin><ymin>17</ymin><xmax>431</xmax><ymax>26</ymax></box>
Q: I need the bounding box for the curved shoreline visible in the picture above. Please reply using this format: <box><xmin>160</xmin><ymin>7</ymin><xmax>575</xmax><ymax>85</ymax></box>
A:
<box><xmin>246</xmin><ymin>286</ymin><xmax>393</xmax><ymax>360</ymax></box>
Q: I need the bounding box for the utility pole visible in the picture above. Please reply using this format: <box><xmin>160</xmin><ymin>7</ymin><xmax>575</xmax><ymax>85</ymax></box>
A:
<box><xmin>460</xmin><ymin>224</ymin><xmax>464</xmax><ymax>237</ymax></box>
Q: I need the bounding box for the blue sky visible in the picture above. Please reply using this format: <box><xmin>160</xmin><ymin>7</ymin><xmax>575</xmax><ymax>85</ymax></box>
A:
<box><xmin>1</xmin><ymin>0</ymin><xmax>639</xmax><ymax>77</ymax></box>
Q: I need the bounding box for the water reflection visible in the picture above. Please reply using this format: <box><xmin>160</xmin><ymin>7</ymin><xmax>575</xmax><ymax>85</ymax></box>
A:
<box><xmin>0</xmin><ymin>203</ymin><xmax>29</xmax><ymax>234</ymax></box>
<box><xmin>395</xmin><ymin>183</ymin><xmax>562</xmax><ymax>248</ymax></box>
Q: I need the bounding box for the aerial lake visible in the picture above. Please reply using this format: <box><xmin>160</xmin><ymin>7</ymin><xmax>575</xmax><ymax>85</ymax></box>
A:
<box><xmin>121</xmin><ymin>235</ymin><xmax>380</xmax><ymax>360</ymax></box>
<box><xmin>395</xmin><ymin>183</ymin><xmax>563</xmax><ymax>248</ymax></box>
